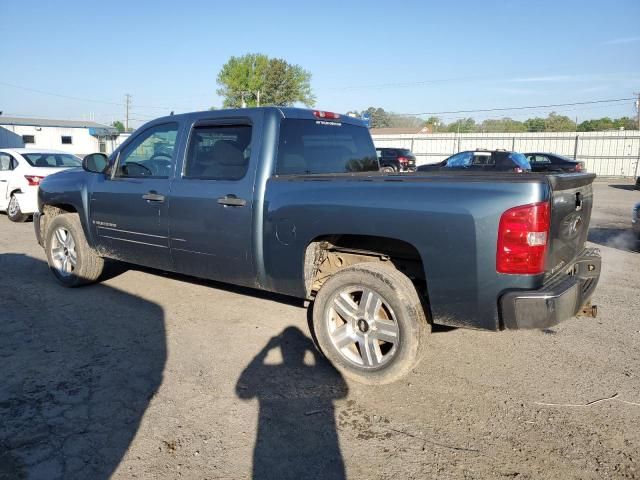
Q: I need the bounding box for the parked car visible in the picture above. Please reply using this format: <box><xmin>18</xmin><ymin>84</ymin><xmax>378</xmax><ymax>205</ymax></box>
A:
<box><xmin>525</xmin><ymin>152</ymin><xmax>586</xmax><ymax>173</ymax></box>
<box><xmin>633</xmin><ymin>202</ymin><xmax>640</xmax><ymax>239</ymax></box>
<box><xmin>0</xmin><ymin>149</ymin><xmax>82</xmax><ymax>222</ymax></box>
<box><xmin>375</xmin><ymin>148</ymin><xmax>417</xmax><ymax>172</ymax></box>
<box><xmin>34</xmin><ymin>107</ymin><xmax>600</xmax><ymax>384</ymax></box>
<box><xmin>417</xmin><ymin>149</ymin><xmax>531</xmax><ymax>173</ymax></box>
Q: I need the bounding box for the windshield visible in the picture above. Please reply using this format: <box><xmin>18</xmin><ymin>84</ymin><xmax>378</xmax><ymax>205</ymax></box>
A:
<box><xmin>276</xmin><ymin>119</ymin><xmax>379</xmax><ymax>174</ymax></box>
<box><xmin>509</xmin><ymin>152</ymin><xmax>531</xmax><ymax>170</ymax></box>
<box><xmin>22</xmin><ymin>153</ymin><xmax>82</xmax><ymax>168</ymax></box>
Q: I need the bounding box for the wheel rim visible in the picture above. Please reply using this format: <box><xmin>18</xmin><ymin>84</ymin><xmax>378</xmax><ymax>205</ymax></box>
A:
<box><xmin>326</xmin><ymin>286</ymin><xmax>400</xmax><ymax>368</ymax></box>
<box><xmin>7</xmin><ymin>196</ymin><xmax>19</xmax><ymax>217</ymax></box>
<box><xmin>50</xmin><ymin>227</ymin><xmax>77</xmax><ymax>277</ymax></box>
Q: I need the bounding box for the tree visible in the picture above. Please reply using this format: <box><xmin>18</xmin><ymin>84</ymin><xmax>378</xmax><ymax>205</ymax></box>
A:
<box><xmin>216</xmin><ymin>53</ymin><xmax>314</xmax><ymax>108</ymax></box>
<box><xmin>111</xmin><ymin>120</ymin><xmax>125</xmax><ymax>133</ymax></box>
<box><xmin>362</xmin><ymin>107</ymin><xmax>392</xmax><ymax>128</ymax></box>
<box><xmin>524</xmin><ymin>117</ymin><xmax>546</xmax><ymax>132</ymax></box>
<box><xmin>544</xmin><ymin>112</ymin><xmax>576</xmax><ymax>132</ymax></box>
<box><xmin>479</xmin><ymin>117</ymin><xmax>526</xmax><ymax>133</ymax></box>
<box><xmin>446</xmin><ymin>118</ymin><xmax>476</xmax><ymax>133</ymax></box>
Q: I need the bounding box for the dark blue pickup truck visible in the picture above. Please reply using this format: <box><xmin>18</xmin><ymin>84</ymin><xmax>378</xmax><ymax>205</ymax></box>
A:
<box><xmin>34</xmin><ymin>107</ymin><xmax>601</xmax><ymax>384</ymax></box>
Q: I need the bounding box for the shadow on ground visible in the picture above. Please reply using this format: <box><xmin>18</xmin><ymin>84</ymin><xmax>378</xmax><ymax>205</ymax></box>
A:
<box><xmin>236</xmin><ymin>327</ymin><xmax>348</xmax><ymax>480</ymax></box>
<box><xmin>588</xmin><ymin>227</ymin><xmax>639</xmax><ymax>253</ymax></box>
<box><xmin>0</xmin><ymin>254</ymin><xmax>166</xmax><ymax>480</ymax></box>
<box><xmin>608</xmin><ymin>184</ymin><xmax>639</xmax><ymax>192</ymax></box>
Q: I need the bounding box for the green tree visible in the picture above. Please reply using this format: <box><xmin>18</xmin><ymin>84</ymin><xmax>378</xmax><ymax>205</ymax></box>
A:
<box><xmin>362</xmin><ymin>107</ymin><xmax>392</xmax><ymax>128</ymax></box>
<box><xmin>216</xmin><ymin>53</ymin><xmax>314</xmax><ymax>108</ymax></box>
<box><xmin>446</xmin><ymin>117</ymin><xmax>476</xmax><ymax>133</ymax></box>
<box><xmin>544</xmin><ymin>112</ymin><xmax>576</xmax><ymax>132</ymax></box>
<box><xmin>524</xmin><ymin>117</ymin><xmax>546</xmax><ymax>132</ymax></box>
<box><xmin>479</xmin><ymin>117</ymin><xmax>526</xmax><ymax>133</ymax></box>
<box><xmin>111</xmin><ymin>120</ymin><xmax>125</xmax><ymax>133</ymax></box>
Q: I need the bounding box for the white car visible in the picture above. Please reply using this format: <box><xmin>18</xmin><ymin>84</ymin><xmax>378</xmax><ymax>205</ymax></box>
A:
<box><xmin>0</xmin><ymin>148</ymin><xmax>83</xmax><ymax>222</ymax></box>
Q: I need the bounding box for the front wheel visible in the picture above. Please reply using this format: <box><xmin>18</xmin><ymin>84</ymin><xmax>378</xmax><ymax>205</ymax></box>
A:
<box><xmin>312</xmin><ymin>262</ymin><xmax>429</xmax><ymax>384</ymax></box>
<box><xmin>45</xmin><ymin>213</ymin><xmax>105</xmax><ymax>287</ymax></box>
<box><xmin>7</xmin><ymin>195</ymin><xmax>29</xmax><ymax>222</ymax></box>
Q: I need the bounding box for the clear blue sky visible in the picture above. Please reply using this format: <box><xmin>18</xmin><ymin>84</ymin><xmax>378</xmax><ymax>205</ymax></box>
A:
<box><xmin>1</xmin><ymin>0</ymin><xmax>638</xmax><ymax>127</ymax></box>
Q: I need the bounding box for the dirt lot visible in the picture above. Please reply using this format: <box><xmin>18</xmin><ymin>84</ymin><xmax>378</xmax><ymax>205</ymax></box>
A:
<box><xmin>1</xmin><ymin>179</ymin><xmax>639</xmax><ymax>480</ymax></box>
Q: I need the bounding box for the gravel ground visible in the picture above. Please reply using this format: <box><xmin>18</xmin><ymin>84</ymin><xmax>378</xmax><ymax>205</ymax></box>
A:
<box><xmin>0</xmin><ymin>179</ymin><xmax>639</xmax><ymax>480</ymax></box>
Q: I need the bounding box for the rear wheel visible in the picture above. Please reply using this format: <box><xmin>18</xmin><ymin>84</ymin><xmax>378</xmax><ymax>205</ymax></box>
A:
<box><xmin>380</xmin><ymin>166</ymin><xmax>395</xmax><ymax>173</ymax></box>
<box><xmin>7</xmin><ymin>195</ymin><xmax>29</xmax><ymax>222</ymax></box>
<box><xmin>312</xmin><ymin>262</ymin><xmax>428</xmax><ymax>384</ymax></box>
<box><xmin>45</xmin><ymin>213</ymin><xmax>104</xmax><ymax>287</ymax></box>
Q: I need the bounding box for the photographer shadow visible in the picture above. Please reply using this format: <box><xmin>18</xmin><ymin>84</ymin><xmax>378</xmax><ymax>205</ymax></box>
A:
<box><xmin>236</xmin><ymin>327</ymin><xmax>348</xmax><ymax>480</ymax></box>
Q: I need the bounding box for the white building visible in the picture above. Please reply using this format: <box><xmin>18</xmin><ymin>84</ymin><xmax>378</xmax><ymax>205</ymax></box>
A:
<box><xmin>0</xmin><ymin>116</ymin><xmax>119</xmax><ymax>156</ymax></box>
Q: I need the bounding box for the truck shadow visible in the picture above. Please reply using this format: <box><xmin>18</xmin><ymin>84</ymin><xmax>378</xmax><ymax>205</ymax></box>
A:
<box><xmin>236</xmin><ymin>327</ymin><xmax>348</xmax><ymax>480</ymax></box>
<box><xmin>608</xmin><ymin>184</ymin><xmax>638</xmax><ymax>192</ymax></box>
<box><xmin>0</xmin><ymin>254</ymin><xmax>166</xmax><ymax>480</ymax></box>
<box><xmin>588</xmin><ymin>228</ymin><xmax>639</xmax><ymax>253</ymax></box>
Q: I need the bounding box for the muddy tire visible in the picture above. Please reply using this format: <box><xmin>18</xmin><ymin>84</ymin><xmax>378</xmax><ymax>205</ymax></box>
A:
<box><xmin>7</xmin><ymin>195</ymin><xmax>29</xmax><ymax>222</ymax></box>
<box><xmin>312</xmin><ymin>262</ymin><xmax>428</xmax><ymax>384</ymax></box>
<box><xmin>45</xmin><ymin>213</ymin><xmax>104</xmax><ymax>287</ymax></box>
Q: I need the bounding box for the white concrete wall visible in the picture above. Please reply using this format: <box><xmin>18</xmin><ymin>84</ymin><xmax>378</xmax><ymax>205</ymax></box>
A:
<box><xmin>0</xmin><ymin>124</ymin><xmax>118</xmax><ymax>155</ymax></box>
<box><xmin>372</xmin><ymin>130</ymin><xmax>640</xmax><ymax>177</ymax></box>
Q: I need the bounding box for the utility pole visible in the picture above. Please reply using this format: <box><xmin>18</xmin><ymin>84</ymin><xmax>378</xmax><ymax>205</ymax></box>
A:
<box><xmin>635</xmin><ymin>92</ymin><xmax>640</xmax><ymax>131</ymax></box>
<box><xmin>124</xmin><ymin>94</ymin><xmax>132</xmax><ymax>131</ymax></box>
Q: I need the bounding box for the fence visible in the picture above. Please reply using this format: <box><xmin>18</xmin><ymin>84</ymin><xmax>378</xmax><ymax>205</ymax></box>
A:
<box><xmin>371</xmin><ymin>130</ymin><xmax>640</xmax><ymax>177</ymax></box>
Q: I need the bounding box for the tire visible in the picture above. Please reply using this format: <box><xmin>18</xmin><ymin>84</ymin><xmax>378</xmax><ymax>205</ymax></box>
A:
<box><xmin>312</xmin><ymin>262</ymin><xmax>428</xmax><ymax>384</ymax></box>
<box><xmin>7</xmin><ymin>195</ymin><xmax>29</xmax><ymax>223</ymax></box>
<box><xmin>380</xmin><ymin>166</ymin><xmax>395</xmax><ymax>173</ymax></box>
<box><xmin>44</xmin><ymin>213</ymin><xmax>104</xmax><ymax>287</ymax></box>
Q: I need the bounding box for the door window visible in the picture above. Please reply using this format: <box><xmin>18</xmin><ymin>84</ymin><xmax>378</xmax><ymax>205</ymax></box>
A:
<box><xmin>184</xmin><ymin>124</ymin><xmax>252</xmax><ymax>180</ymax></box>
<box><xmin>115</xmin><ymin>123</ymin><xmax>179</xmax><ymax>178</ymax></box>
<box><xmin>0</xmin><ymin>153</ymin><xmax>14</xmax><ymax>171</ymax></box>
<box><xmin>445</xmin><ymin>151</ymin><xmax>473</xmax><ymax>167</ymax></box>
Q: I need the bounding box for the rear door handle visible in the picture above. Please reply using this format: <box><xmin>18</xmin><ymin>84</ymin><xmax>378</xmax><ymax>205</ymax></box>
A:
<box><xmin>217</xmin><ymin>194</ymin><xmax>246</xmax><ymax>207</ymax></box>
<box><xmin>142</xmin><ymin>191</ymin><xmax>165</xmax><ymax>203</ymax></box>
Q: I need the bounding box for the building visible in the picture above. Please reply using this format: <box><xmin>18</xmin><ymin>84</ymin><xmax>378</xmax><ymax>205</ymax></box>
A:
<box><xmin>0</xmin><ymin>116</ymin><xmax>119</xmax><ymax>156</ymax></box>
<box><xmin>369</xmin><ymin>126</ymin><xmax>432</xmax><ymax>136</ymax></box>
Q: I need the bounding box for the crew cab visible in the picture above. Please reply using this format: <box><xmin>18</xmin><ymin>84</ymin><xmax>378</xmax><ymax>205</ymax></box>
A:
<box><xmin>34</xmin><ymin>108</ymin><xmax>601</xmax><ymax>384</ymax></box>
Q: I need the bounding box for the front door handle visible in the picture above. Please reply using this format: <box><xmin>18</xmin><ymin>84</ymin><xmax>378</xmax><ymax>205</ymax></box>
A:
<box><xmin>142</xmin><ymin>191</ymin><xmax>165</xmax><ymax>203</ymax></box>
<box><xmin>217</xmin><ymin>194</ymin><xmax>247</xmax><ymax>207</ymax></box>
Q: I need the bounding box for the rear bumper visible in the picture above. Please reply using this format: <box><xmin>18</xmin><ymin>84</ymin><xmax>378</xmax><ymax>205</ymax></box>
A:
<box><xmin>500</xmin><ymin>248</ymin><xmax>601</xmax><ymax>329</ymax></box>
<box><xmin>13</xmin><ymin>190</ymin><xmax>39</xmax><ymax>214</ymax></box>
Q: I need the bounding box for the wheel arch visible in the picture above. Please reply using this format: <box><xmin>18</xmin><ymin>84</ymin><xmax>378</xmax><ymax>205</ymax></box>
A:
<box><xmin>303</xmin><ymin>234</ymin><xmax>431</xmax><ymax>318</ymax></box>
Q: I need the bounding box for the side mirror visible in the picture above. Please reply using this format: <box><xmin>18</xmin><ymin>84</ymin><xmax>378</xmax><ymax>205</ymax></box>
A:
<box><xmin>82</xmin><ymin>153</ymin><xmax>109</xmax><ymax>174</ymax></box>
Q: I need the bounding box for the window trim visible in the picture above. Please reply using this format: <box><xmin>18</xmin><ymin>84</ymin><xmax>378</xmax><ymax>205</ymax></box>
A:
<box><xmin>182</xmin><ymin>119</ymin><xmax>253</xmax><ymax>181</ymax></box>
<box><xmin>112</xmin><ymin>122</ymin><xmax>180</xmax><ymax>180</ymax></box>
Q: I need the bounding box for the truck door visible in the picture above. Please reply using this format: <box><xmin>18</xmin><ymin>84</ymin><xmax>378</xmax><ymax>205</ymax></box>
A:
<box><xmin>168</xmin><ymin>119</ymin><xmax>258</xmax><ymax>287</ymax></box>
<box><xmin>89</xmin><ymin>122</ymin><xmax>181</xmax><ymax>270</ymax></box>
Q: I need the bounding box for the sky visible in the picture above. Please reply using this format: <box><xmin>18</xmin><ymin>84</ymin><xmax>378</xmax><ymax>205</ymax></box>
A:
<box><xmin>1</xmin><ymin>0</ymin><xmax>639</xmax><ymax>127</ymax></box>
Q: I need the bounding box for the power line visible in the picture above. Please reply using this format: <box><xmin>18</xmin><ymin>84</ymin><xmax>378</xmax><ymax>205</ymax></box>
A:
<box><xmin>393</xmin><ymin>97</ymin><xmax>634</xmax><ymax>117</ymax></box>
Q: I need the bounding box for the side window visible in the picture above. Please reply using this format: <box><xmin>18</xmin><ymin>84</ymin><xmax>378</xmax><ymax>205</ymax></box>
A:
<box><xmin>529</xmin><ymin>154</ymin><xmax>550</xmax><ymax>164</ymax></box>
<box><xmin>184</xmin><ymin>124</ymin><xmax>252</xmax><ymax>180</ymax></box>
<box><xmin>61</xmin><ymin>136</ymin><xmax>72</xmax><ymax>145</ymax></box>
<box><xmin>446</xmin><ymin>151</ymin><xmax>473</xmax><ymax>167</ymax></box>
<box><xmin>22</xmin><ymin>135</ymin><xmax>35</xmax><ymax>144</ymax></box>
<box><xmin>0</xmin><ymin>154</ymin><xmax>12</xmax><ymax>171</ymax></box>
<box><xmin>116</xmin><ymin>123</ymin><xmax>178</xmax><ymax>178</ymax></box>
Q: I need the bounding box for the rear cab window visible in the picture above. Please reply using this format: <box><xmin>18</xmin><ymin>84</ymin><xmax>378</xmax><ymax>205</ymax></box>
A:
<box><xmin>276</xmin><ymin>119</ymin><xmax>379</xmax><ymax>175</ymax></box>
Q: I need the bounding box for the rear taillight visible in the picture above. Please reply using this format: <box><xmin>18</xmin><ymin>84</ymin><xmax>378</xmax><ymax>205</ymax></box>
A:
<box><xmin>24</xmin><ymin>175</ymin><xmax>45</xmax><ymax>186</ymax></box>
<box><xmin>397</xmin><ymin>156</ymin><xmax>408</xmax><ymax>164</ymax></box>
<box><xmin>513</xmin><ymin>167</ymin><xmax>523</xmax><ymax>173</ymax></box>
<box><xmin>574</xmin><ymin>162</ymin><xmax>585</xmax><ymax>172</ymax></box>
<box><xmin>313</xmin><ymin>110</ymin><xmax>341</xmax><ymax>120</ymax></box>
<box><xmin>496</xmin><ymin>202</ymin><xmax>550</xmax><ymax>275</ymax></box>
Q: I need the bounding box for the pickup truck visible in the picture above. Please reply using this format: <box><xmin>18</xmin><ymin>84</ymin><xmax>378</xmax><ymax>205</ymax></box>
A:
<box><xmin>34</xmin><ymin>107</ymin><xmax>601</xmax><ymax>384</ymax></box>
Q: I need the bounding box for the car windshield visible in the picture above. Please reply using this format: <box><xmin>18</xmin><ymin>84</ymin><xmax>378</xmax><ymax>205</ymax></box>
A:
<box><xmin>22</xmin><ymin>153</ymin><xmax>82</xmax><ymax>168</ymax></box>
<box><xmin>509</xmin><ymin>152</ymin><xmax>531</xmax><ymax>170</ymax></box>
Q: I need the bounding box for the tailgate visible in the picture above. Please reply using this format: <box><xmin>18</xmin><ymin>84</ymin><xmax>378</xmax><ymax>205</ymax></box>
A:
<box><xmin>545</xmin><ymin>173</ymin><xmax>596</xmax><ymax>276</ymax></box>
